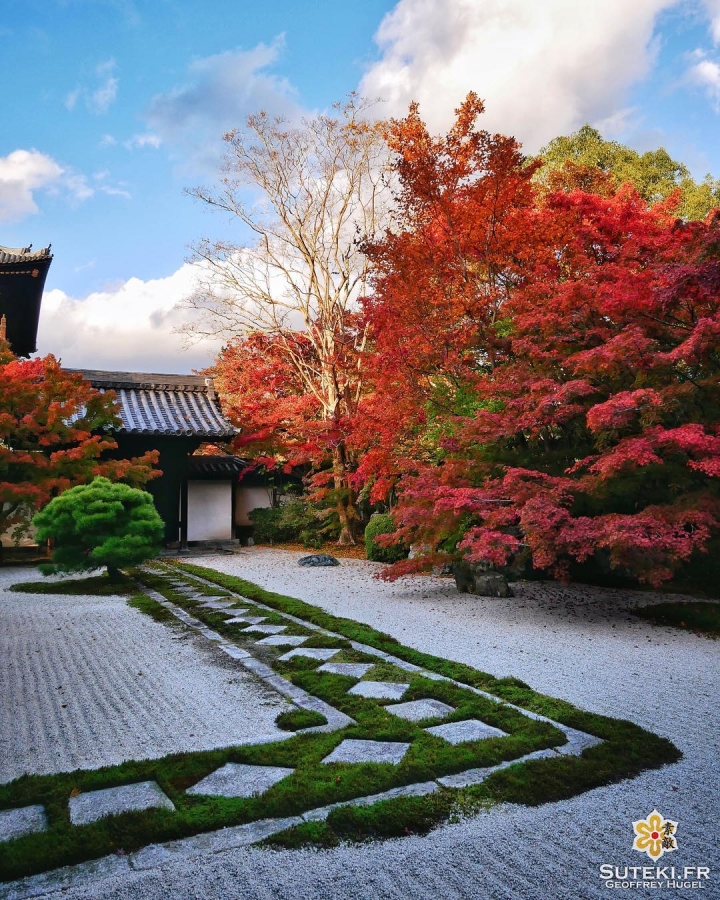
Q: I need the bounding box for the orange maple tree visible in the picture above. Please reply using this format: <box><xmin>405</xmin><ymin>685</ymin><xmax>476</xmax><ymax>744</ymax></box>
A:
<box><xmin>357</xmin><ymin>96</ymin><xmax>720</xmax><ymax>586</ymax></box>
<box><xmin>0</xmin><ymin>342</ymin><xmax>158</xmax><ymax>544</ymax></box>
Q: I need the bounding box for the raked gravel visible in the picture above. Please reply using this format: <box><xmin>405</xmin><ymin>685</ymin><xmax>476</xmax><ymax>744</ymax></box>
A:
<box><xmin>4</xmin><ymin>550</ymin><xmax>719</xmax><ymax>899</ymax></box>
<box><xmin>0</xmin><ymin>566</ymin><xmax>289</xmax><ymax>785</ymax></box>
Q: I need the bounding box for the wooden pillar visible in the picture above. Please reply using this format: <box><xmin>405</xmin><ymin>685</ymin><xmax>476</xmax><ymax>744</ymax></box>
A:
<box><xmin>179</xmin><ymin>477</ymin><xmax>189</xmax><ymax>554</ymax></box>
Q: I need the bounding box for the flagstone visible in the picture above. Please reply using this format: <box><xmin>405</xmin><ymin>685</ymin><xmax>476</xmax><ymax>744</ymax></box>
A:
<box><xmin>0</xmin><ymin>804</ymin><xmax>47</xmax><ymax>842</ymax></box>
<box><xmin>384</xmin><ymin>698</ymin><xmax>455</xmax><ymax>722</ymax></box>
<box><xmin>277</xmin><ymin>648</ymin><xmax>340</xmax><ymax>662</ymax></box>
<box><xmin>255</xmin><ymin>635</ymin><xmax>308</xmax><ymax>647</ymax></box>
<box><xmin>321</xmin><ymin>739</ymin><xmax>410</xmax><ymax>765</ymax></box>
<box><xmin>186</xmin><ymin>763</ymin><xmax>295</xmax><ymax>798</ymax></box>
<box><xmin>348</xmin><ymin>681</ymin><xmax>410</xmax><ymax>701</ymax></box>
<box><xmin>316</xmin><ymin>662</ymin><xmax>373</xmax><ymax>678</ymax></box>
<box><xmin>69</xmin><ymin>781</ymin><xmax>175</xmax><ymax>826</ymax></box>
<box><xmin>242</xmin><ymin>624</ymin><xmax>288</xmax><ymax>635</ymax></box>
<box><xmin>424</xmin><ymin>719</ymin><xmax>508</xmax><ymax>745</ymax></box>
<box><xmin>224</xmin><ymin>616</ymin><xmax>267</xmax><ymax>626</ymax></box>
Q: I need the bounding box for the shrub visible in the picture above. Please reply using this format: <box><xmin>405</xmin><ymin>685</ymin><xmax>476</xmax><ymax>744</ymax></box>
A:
<box><xmin>364</xmin><ymin>513</ymin><xmax>408</xmax><ymax>563</ymax></box>
<box><xmin>33</xmin><ymin>477</ymin><xmax>164</xmax><ymax>578</ymax></box>
<box><xmin>249</xmin><ymin>498</ymin><xmax>339</xmax><ymax>546</ymax></box>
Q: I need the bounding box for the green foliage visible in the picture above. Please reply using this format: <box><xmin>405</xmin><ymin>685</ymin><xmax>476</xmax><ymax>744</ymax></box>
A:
<box><xmin>33</xmin><ymin>477</ymin><xmax>164</xmax><ymax>577</ymax></box>
<box><xmin>249</xmin><ymin>498</ymin><xmax>339</xmax><ymax>547</ymax></box>
<box><xmin>633</xmin><ymin>601</ymin><xmax>720</xmax><ymax>638</ymax></box>
<box><xmin>364</xmin><ymin>513</ymin><xmax>408</xmax><ymax>563</ymax></box>
<box><xmin>537</xmin><ymin>124</ymin><xmax>720</xmax><ymax>219</ymax></box>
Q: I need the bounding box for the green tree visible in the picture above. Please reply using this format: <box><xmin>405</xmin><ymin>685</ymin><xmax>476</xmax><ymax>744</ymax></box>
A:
<box><xmin>33</xmin><ymin>477</ymin><xmax>164</xmax><ymax>579</ymax></box>
<box><xmin>536</xmin><ymin>125</ymin><xmax>720</xmax><ymax>220</ymax></box>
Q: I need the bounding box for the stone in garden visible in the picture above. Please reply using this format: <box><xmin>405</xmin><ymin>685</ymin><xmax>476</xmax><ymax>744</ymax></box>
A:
<box><xmin>255</xmin><ymin>635</ymin><xmax>308</xmax><ymax>647</ymax></box>
<box><xmin>277</xmin><ymin>648</ymin><xmax>340</xmax><ymax>662</ymax></box>
<box><xmin>242</xmin><ymin>623</ymin><xmax>287</xmax><ymax>635</ymax></box>
<box><xmin>297</xmin><ymin>554</ymin><xmax>340</xmax><ymax>567</ymax></box>
<box><xmin>321</xmin><ymin>739</ymin><xmax>410</xmax><ymax>765</ymax></box>
<box><xmin>424</xmin><ymin>719</ymin><xmax>508</xmax><ymax>745</ymax></box>
<box><xmin>452</xmin><ymin>563</ymin><xmax>513</xmax><ymax>597</ymax></box>
<box><xmin>225</xmin><ymin>615</ymin><xmax>267</xmax><ymax>625</ymax></box>
<box><xmin>196</xmin><ymin>600</ymin><xmax>236</xmax><ymax>609</ymax></box>
<box><xmin>0</xmin><ymin>804</ymin><xmax>47</xmax><ymax>843</ymax></box>
<box><xmin>348</xmin><ymin>681</ymin><xmax>410</xmax><ymax>700</ymax></box>
<box><xmin>384</xmin><ymin>698</ymin><xmax>455</xmax><ymax>722</ymax></box>
<box><xmin>69</xmin><ymin>781</ymin><xmax>175</xmax><ymax>826</ymax></box>
<box><xmin>186</xmin><ymin>763</ymin><xmax>295</xmax><ymax>798</ymax></box>
<box><xmin>221</xmin><ymin>609</ymin><xmax>251</xmax><ymax>618</ymax></box>
<box><xmin>317</xmin><ymin>662</ymin><xmax>373</xmax><ymax>678</ymax></box>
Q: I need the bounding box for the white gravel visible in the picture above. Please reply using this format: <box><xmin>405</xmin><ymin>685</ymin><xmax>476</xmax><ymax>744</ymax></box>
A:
<box><xmin>4</xmin><ymin>550</ymin><xmax>719</xmax><ymax>898</ymax></box>
<box><xmin>0</xmin><ymin>566</ymin><xmax>289</xmax><ymax>784</ymax></box>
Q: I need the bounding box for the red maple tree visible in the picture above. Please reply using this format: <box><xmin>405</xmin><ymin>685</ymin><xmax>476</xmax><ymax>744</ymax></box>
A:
<box><xmin>359</xmin><ymin>97</ymin><xmax>720</xmax><ymax>586</ymax></box>
<box><xmin>0</xmin><ymin>342</ymin><xmax>159</xmax><ymax>545</ymax></box>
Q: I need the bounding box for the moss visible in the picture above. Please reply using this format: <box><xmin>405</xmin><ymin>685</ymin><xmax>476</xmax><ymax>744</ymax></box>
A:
<box><xmin>275</xmin><ymin>708</ymin><xmax>328</xmax><ymax>731</ymax></box>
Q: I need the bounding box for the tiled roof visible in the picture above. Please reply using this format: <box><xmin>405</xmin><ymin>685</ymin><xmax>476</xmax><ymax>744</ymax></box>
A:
<box><xmin>187</xmin><ymin>455</ymin><xmax>247</xmax><ymax>476</ymax></box>
<box><xmin>0</xmin><ymin>245</ymin><xmax>53</xmax><ymax>265</ymax></box>
<box><xmin>69</xmin><ymin>369</ymin><xmax>237</xmax><ymax>438</ymax></box>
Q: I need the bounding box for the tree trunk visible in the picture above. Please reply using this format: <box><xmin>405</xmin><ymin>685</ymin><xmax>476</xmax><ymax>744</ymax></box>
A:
<box><xmin>107</xmin><ymin>565</ymin><xmax>122</xmax><ymax>581</ymax></box>
<box><xmin>332</xmin><ymin>443</ymin><xmax>358</xmax><ymax>545</ymax></box>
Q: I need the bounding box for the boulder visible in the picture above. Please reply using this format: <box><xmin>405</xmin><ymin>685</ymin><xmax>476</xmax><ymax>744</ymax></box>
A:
<box><xmin>452</xmin><ymin>563</ymin><xmax>513</xmax><ymax>597</ymax></box>
<box><xmin>298</xmin><ymin>554</ymin><xmax>340</xmax><ymax>567</ymax></box>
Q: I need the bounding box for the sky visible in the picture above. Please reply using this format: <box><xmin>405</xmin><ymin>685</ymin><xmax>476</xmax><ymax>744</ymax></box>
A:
<box><xmin>1</xmin><ymin>0</ymin><xmax>720</xmax><ymax>372</ymax></box>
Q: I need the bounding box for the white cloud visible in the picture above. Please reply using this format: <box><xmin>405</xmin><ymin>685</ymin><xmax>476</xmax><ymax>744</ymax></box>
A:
<box><xmin>0</xmin><ymin>149</ymin><xmax>133</xmax><ymax>221</ymax></box>
<box><xmin>0</xmin><ymin>150</ymin><xmax>65</xmax><ymax>222</ymax></box>
<box><xmin>689</xmin><ymin>56</ymin><xmax>720</xmax><ymax>109</ymax></box>
<box><xmin>38</xmin><ymin>263</ymin><xmax>222</xmax><ymax>372</ymax></box>
<box><xmin>65</xmin><ymin>59</ymin><xmax>119</xmax><ymax>115</ymax></box>
<box><xmin>99</xmin><ymin>134</ymin><xmax>117</xmax><ymax>147</ymax></box>
<box><xmin>124</xmin><ymin>132</ymin><xmax>162</xmax><ymax>150</ymax></box>
<box><xmin>145</xmin><ymin>37</ymin><xmax>303</xmax><ymax>170</ymax></box>
<box><xmin>360</xmin><ymin>0</ymin><xmax>679</xmax><ymax>150</ymax></box>
<box><xmin>704</xmin><ymin>0</ymin><xmax>720</xmax><ymax>43</ymax></box>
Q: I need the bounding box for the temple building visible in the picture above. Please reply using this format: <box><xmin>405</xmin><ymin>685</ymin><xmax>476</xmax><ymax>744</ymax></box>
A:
<box><xmin>67</xmin><ymin>369</ymin><xmax>273</xmax><ymax>548</ymax></box>
<box><xmin>1</xmin><ymin>243</ymin><xmax>273</xmax><ymax>549</ymax></box>
<box><xmin>0</xmin><ymin>244</ymin><xmax>53</xmax><ymax>356</ymax></box>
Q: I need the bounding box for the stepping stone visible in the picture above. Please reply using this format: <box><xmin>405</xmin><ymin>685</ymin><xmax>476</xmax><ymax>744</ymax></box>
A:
<box><xmin>221</xmin><ymin>609</ymin><xmax>251</xmax><ymax>618</ymax></box>
<box><xmin>424</xmin><ymin>719</ymin><xmax>508</xmax><ymax>745</ymax></box>
<box><xmin>69</xmin><ymin>781</ymin><xmax>175</xmax><ymax>826</ymax></box>
<box><xmin>0</xmin><ymin>805</ymin><xmax>48</xmax><ymax>843</ymax></box>
<box><xmin>321</xmin><ymin>739</ymin><xmax>410</xmax><ymax>765</ymax></box>
<box><xmin>187</xmin><ymin>763</ymin><xmax>295</xmax><ymax>798</ymax></box>
<box><xmin>278</xmin><ymin>648</ymin><xmax>340</xmax><ymax>662</ymax></box>
<box><xmin>225</xmin><ymin>616</ymin><xmax>266</xmax><ymax>626</ymax></box>
<box><xmin>348</xmin><ymin>681</ymin><xmax>410</xmax><ymax>701</ymax></box>
<box><xmin>242</xmin><ymin>624</ymin><xmax>288</xmax><ymax>635</ymax></box>
<box><xmin>196</xmin><ymin>599</ymin><xmax>236</xmax><ymax>608</ymax></box>
<box><xmin>385</xmin><ymin>698</ymin><xmax>455</xmax><ymax>722</ymax></box>
<box><xmin>255</xmin><ymin>635</ymin><xmax>308</xmax><ymax>647</ymax></box>
<box><xmin>317</xmin><ymin>662</ymin><xmax>373</xmax><ymax>678</ymax></box>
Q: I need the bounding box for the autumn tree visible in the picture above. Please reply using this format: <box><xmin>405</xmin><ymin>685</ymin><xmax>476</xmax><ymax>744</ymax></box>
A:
<box><xmin>536</xmin><ymin>124</ymin><xmax>720</xmax><ymax>220</ymax></box>
<box><xmin>0</xmin><ymin>342</ymin><xmax>158</xmax><ymax>547</ymax></box>
<box><xmin>356</xmin><ymin>93</ymin><xmax>539</xmax><ymax>502</ymax></box>
<box><xmin>360</xmin><ymin>101</ymin><xmax>720</xmax><ymax>587</ymax></box>
<box><xmin>183</xmin><ymin>96</ymin><xmax>390</xmax><ymax>544</ymax></box>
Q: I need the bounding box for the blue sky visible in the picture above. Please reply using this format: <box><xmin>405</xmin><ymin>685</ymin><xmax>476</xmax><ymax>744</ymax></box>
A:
<box><xmin>1</xmin><ymin>0</ymin><xmax>719</xmax><ymax>371</ymax></box>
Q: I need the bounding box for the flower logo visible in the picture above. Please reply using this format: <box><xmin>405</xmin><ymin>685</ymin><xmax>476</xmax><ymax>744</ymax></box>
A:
<box><xmin>632</xmin><ymin>810</ymin><xmax>678</xmax><ymax>860</ymax></box>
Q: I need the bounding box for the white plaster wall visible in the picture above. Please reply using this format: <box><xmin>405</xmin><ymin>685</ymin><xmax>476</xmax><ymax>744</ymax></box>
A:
<box><xmin>235</xmin><ymin>486</ymin><xmax>274</xmax><ymax>527</ymax></box>
<box><xmin>187</xmin><ymin>481</ymin><xmax>232</xmax><ymax>541</ymax></box>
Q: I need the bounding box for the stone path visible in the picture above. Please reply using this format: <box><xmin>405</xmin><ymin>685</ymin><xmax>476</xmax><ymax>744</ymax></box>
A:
<box><xmin>69</xmin><ymin>783</ymin><xmax>175</xmax><ymax>826</ymax></box>
<box><xmin>186</xmin><ymin>764</ymin><xmax>295</xmax><ymax>799</ymax></box>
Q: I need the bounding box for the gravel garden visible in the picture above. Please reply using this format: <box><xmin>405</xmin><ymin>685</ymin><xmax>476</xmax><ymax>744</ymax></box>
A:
<box><xmin>0</xmin><ymin>549</ymin><xmax>716</xmax><ymax>898</ymax></box>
